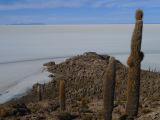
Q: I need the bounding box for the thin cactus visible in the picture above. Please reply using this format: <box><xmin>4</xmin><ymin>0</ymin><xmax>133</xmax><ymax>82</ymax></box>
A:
<box><xmin>59</xmin><ymin>80</ymin><xmax>65</xmax><ymax>111</ymax></box>
<box><xmin>37</xmin><ymin>83</ymin><xmax>42</xmax><ymax>101</ymax></box>
<box><xmin>103</xmin><ymin>57</ymin><xmax>116</xmax><ymax>120</ymax></box>
<box><xmin>126</xmin><ymin>9</ymin><xmax>144</xmax><ymax>118</ymax></box>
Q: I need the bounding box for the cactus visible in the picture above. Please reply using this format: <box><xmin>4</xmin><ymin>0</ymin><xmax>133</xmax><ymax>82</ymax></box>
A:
<box><xmin>37</xmin><ymin>83</ymin><xmax>42</xmax><ymax>101</ymax></box>
<box><xmin>59</xmin><ymin>80</ymin><xmax>66</xmax><ymax>111</ymax></box>
<box><xmin>103</xmin><ymin>57</ymin><xmax>116</xmax><ymax>120</ymax></box>
<box><xmin>0</xmin><ymin>106</ymin><xmax>7</xmax><ymax>118</ymax></box>
<box><xmin>126</xmin><ymin>9</ymin><xmax>144</xmax><ymax>118</ymax></box>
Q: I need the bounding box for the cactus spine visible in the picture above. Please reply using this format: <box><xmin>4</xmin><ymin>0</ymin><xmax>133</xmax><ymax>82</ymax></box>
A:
<box><xmin>103</xmin><ymin>57</ymin><xmax>116</xmax><ymax>120</ymax></box>
<box><xmin>59</xmin><ymin>80</ymin><xmax>66</xmax><ymax>111</ymax></box>
<box><xmin>126</xmin><ymin>9</ymin><xmax>144</xmax><ymax>118</ymax></box>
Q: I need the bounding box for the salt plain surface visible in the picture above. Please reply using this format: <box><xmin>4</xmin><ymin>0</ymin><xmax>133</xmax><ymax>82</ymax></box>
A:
<box><xmin>0</xmin><ymin>24</ymin><xmax>159</xmax><ymax>103</ymax></box>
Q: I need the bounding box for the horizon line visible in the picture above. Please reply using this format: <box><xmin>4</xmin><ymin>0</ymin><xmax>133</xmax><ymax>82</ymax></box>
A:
<box><xmin>1</xmin><ymin>23</ymin><xmax>160</xmax><ymax>25</ymax></box>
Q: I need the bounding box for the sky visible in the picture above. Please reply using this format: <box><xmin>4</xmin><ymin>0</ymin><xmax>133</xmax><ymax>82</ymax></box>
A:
<box><xmin>0</xmin><ymin>0</ymin><xmax>160</xmax><ymax>24</ymax></box>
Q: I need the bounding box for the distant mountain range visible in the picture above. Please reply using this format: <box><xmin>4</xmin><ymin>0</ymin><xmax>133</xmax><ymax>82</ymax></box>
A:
<box><xmin>6</xmin><ymin>23</ymin><xmax>46</xmax><ymax>25</ymax></box>
<box><xmin>3</xmin><ymin>23</ymin><xmax>160</xmax><ymax>25</ymax></box>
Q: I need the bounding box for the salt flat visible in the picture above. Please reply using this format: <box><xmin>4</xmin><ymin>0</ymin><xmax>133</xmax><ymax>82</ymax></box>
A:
<box><xmin>0</xmin><ymin>24</ymin><xmax>159</xmax><ymax>103</ymax></box>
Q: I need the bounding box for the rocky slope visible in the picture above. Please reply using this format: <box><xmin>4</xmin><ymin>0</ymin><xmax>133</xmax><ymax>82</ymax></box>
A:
<box><xmin>0</xmin><ymin>52</ymin><xmax>160</xmax><ymax>120</ymax></box>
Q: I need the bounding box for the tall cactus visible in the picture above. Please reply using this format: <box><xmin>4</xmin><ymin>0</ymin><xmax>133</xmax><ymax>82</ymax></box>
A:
<box><xmin>126</xmin><ymin>9</ymin><xmax>144</xmax><ymax>118</ymax></box>
<box><xmin>103</xmin><ymin>57</ymin><xmax>116</xmax><ymax>120</ymax></box>
<box><xmin>37</xmin><ymin>84</ymin><xmax>42</xmax><ymax>101</ymax></box>
<box><xmin>59</xmin><ymin>80</ymin><xmax>66</xmax><ymax>111</ymax></box>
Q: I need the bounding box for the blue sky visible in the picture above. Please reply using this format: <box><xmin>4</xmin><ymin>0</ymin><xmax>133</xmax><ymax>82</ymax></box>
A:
<box><xmin>0</xmin><ymin>0</ymin><xmax>160</xmax><ymax>24</ymax></box>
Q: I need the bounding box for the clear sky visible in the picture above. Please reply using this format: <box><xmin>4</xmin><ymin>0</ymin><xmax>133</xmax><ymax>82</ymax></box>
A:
<box><xmin>0</xmin><ymin>0</ymin><xmax>160</xmax><ymax>24</ymax></box>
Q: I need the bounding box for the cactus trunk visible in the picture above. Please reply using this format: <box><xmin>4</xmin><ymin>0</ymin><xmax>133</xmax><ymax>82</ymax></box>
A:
<box><xmin>126</xmin><ymin>9</ymin><xmax>144</xmax><ymax>118</ymax></box>
<box><xmin>37</xmin><ymin>84</ymin><xmax>42</xmax><ymax>101</ymax></box>
<box><xmin>59</xmin><ymin>80</ymin><xmax>66</xmax><ymax>111</ymax></box>
<box><xmin>103</xmin><ymin>57</ymin><xmax>116</xmax><ymax>120</ymax></box>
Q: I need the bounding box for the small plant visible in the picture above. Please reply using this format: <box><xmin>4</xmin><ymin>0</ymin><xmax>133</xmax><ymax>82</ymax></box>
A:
<box><xmin>80</xmin><ymin>97</ymin><xmax>90</xmax><ymax>113</ymax></box>
<box><xmin>81</xmin><ymin>113</ymin><xmax>93</xmax><ymax>120</ymax></box>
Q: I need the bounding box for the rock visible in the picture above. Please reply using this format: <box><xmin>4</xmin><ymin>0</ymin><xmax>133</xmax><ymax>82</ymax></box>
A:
<box><xmin>36</xmin><ymin>113</ymin><xmax>46</xmax><ymax>120</ymax></box>
<box><xmin>8</xmin><ymin>103</ymin><xmax>31</xmax><ymax>117</ymax></box>
<box><xmin>48</xmin><ymin>74</ymin><xmax>55</xmax><ymax>78</ymax></box>
<box><xmin>43</xmin><ymin>61</ymin><xmax>55</xmax><ymax>66</ymax></box>
<box><xmin>136</xmin><ymin>111</ymin><xmax>160</xmax><ymax>120</ymax></box>
<box><xmin>57</xmin><ymin>112</ymin><xmax>78</xmax><ymax>120</ymax></box>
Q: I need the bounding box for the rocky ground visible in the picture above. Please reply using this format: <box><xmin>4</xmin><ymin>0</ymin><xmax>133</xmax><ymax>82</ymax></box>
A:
<box><xmin>0</xmin><ymin>52</ymin><xmax>160</xmax><ymax>120</ymax></box>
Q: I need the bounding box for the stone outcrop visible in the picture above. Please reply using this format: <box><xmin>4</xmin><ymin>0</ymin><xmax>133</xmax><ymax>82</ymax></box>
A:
<box><xmin>2</xmin><ymin>52</ymin><xmax>160</xmax><ymax>120</ymax></box>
